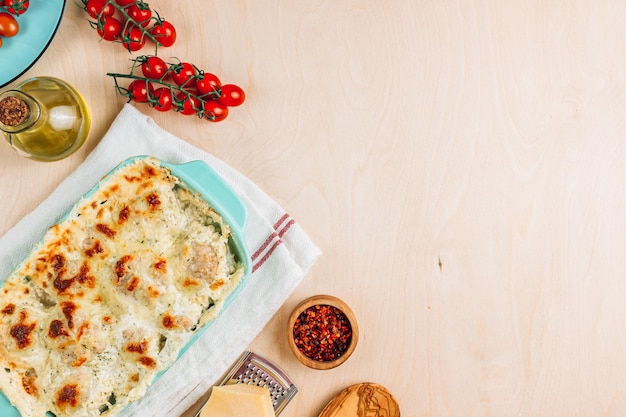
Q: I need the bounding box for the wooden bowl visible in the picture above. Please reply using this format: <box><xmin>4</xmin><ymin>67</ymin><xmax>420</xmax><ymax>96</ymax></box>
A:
<box><xmin>287</xmin><ymin>295</ymin><xmax>359</xmax><ymax>370</ymax></box>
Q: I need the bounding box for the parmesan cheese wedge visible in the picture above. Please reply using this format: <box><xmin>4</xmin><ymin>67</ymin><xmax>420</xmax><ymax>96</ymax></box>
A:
<box><xmin>199</xmin><ymin>384</ymin><xmax>275</xmax><ymax>417</ymax></box>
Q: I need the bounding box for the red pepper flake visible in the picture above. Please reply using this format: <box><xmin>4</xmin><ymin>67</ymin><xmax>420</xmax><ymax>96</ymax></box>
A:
<box><xmin>293</xmin><ymin>304</ymin><xmax>352</xmax><ymax>362</ymax></box>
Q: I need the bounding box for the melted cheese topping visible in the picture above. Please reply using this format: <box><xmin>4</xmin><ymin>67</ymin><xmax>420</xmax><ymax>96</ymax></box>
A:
<box><xmin>0</xmin><ymin>157</ymin><xmax>245</xmax><ymax>417</ymax></box>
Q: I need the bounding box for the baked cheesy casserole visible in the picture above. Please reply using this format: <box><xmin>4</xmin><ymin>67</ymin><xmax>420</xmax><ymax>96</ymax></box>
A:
<box><xmin>0</xmin><ymin>157</ymin><xmax>246</xmax><ymax>416</ymax></box>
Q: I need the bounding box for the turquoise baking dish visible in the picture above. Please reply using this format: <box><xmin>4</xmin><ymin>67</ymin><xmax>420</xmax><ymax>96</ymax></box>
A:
<box><xmin>0</xmin><ymin>155</ymin><xmax>251</xmax><ymax>417</ymax></box>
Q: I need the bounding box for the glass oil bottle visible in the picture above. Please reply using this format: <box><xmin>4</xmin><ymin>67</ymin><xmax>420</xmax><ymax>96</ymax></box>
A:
<box><xmin>0</xmin><ymin>76</ymin><xmax>90</xmax><ymax>161</ymax></box>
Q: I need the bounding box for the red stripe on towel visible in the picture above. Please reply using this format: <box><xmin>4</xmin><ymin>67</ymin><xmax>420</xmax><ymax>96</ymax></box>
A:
<box><xmin>251</xmin><ymin>214</ymin><xmax>291</xmax><ymax>261</ymax></box>
<box><xmin>252</xmin><ymin>240</ymin><xmax>283</xmax><ymax>273</ymax></box>
<box><xmin>277</xmin><ymin>219</ymin><xmax>295</xmax><ymax>238</ymax></box>
<box><xmin>251</xmin><ymin>232</ymin><xmax>277</xmax><ymax>261</ymax></box>
<box><xmin>251</xmin><ymin>214</ymin><xmax>295</xmax><ymax>273</ymax></box>
<box><xmin>273</xmin><ymin>213</ymin><xmax>290</xmax><ymax>230</ymax></box>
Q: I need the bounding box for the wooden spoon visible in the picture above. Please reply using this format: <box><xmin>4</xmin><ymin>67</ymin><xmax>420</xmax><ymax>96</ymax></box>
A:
<box><xmin>317</xmin><ymin>383</ymin><xmax>400</xmax><ymax>417</ymax></box>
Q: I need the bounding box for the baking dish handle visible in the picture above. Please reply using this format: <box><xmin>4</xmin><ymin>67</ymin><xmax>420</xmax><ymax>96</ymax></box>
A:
<box><xmin>164</xmin><ymin>160</ymin><xmax>248</xmax><ymax>232</ymax></box>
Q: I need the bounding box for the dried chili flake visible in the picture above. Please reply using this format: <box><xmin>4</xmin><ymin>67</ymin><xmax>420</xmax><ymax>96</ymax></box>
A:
<box><xmin>293</xmin><ymin>304</ymin><xmax>352</xmax><ymax>362</ymax></box>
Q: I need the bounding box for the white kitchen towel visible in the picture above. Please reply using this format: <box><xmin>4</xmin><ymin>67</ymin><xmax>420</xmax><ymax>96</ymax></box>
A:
<box><xmin>0</xmin><ymin>103</ymin><xmax>321</xmax><ymax>417</ymax></box>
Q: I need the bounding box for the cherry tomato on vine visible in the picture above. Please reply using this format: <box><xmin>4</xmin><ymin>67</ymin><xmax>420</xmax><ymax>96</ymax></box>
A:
<box><xmin>204</xmin><ymin>100</ymin><xmax>229</xmax><ymax>122</ymax></box>
<box><xmin>4</xmin><ymin>0</ymin><xmax>29</xmax><ymax>15</ymax></box>
<box><xmin>141</xmin><ymin>56</ymin><xmax>168</xmax><ymax>80</ymax></box>
<box><xmin>97</xmin><ymin>16</ymin><xmax>123</xmax><ymax>41</ymax></box>
<box><xmin>127</xmin><ymin>80</ymin><xmax>154</xmax><ymax>103</ymax></box>
<box><xmin>85</xmin><ymin>0</ymin><xmax>114</xmax><ymax>20</ymax></box>
<box><xmin>127</xmin><ymin>4</ymin><xmax>152</xmax><ymax>27</ymax></box>
<box><xmin>0</xmin><ymin>12</ymin><xmax>19</xmax><ymax>37</ymax></box>
<box><xmin>123</xmin><ymin>25</ymin><xmax>146</xmax><ymax>52</ymax></box>
<box><xmin>171</xmin><ymin>62</ymin><xmax>196</xmax><ymax>88</ymax></box>
<box><xmin>151</xmin><ymin>87</ymin><xmax>173</xmax><ymax>112</ymax></box>
<box><xmin>218</xmin><ymin>84</ymin><xmax>246</xmax><ymax>107</ymax></box>
<box><xmin>175</xmin><ymin>92</ymin><xmax>201</xmax><ymax>116</ymax></box>
<box><xmin>149</xmin><ymin>20</ymin><xmax>176</xmax><ymax>47</ymax></box>
<box><xmin>195</xmin><ymin>73</ymin><xmax>221</xmax><ymax>96</ymax></box>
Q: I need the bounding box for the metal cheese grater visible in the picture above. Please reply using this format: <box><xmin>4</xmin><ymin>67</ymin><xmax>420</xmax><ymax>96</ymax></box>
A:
<box><xmin>195</xmin><ymin>351</ymin><xmax>298</xmax><ymax>416</ymax></box>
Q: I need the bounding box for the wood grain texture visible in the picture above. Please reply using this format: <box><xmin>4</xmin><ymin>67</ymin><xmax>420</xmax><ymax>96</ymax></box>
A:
<box><xmin>318</xmin><ymin>383</ymin><xmax>400</xmax><ymax>417</ymax></box>
<box><xmin>2</xmin><ymin>1</ymin><xmax>626</xmax><ymax>416</ymax></box>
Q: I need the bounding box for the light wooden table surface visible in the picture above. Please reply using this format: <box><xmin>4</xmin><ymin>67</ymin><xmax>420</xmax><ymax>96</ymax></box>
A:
<box><xmin>3</xmin><ymin>1</ymin><xmax>626</xmax><ymax>416</ymax></box>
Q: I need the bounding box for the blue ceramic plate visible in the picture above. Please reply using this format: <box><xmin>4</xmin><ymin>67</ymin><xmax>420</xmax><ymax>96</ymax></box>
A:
<box><xmin>0</xmin><ymin>0</ymin><xmax>66</xmax><ymax>89</ymax></box>
<box><xmin>0</xmin><ymin>156</ymin><xmax>252</xmax><ymax>416</ymax></box>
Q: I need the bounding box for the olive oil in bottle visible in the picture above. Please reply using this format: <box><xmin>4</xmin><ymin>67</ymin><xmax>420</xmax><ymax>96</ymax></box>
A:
<box><xmin>0</xmin><ymin>76</ymin><xmax>90</xmax><ymax>161</ymax></box>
